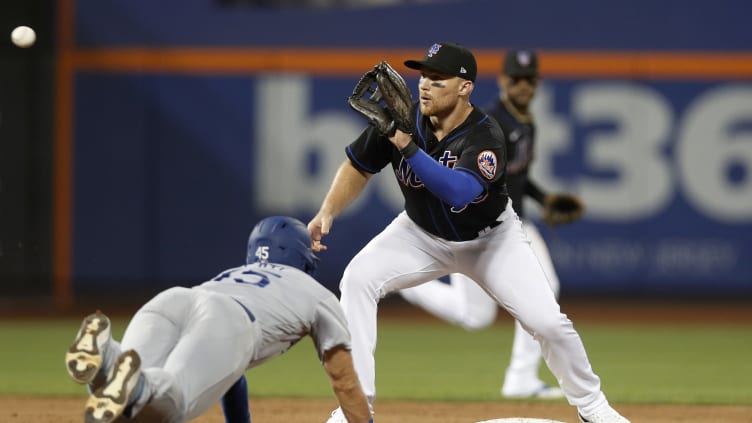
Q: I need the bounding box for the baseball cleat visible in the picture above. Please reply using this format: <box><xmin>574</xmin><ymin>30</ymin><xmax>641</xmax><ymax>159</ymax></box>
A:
<box><xmin>578</xmin><ymin>404</ymin><xmax>630</xmax><ymax>423</ymax></box>
<box><xmin>326</xmin><ymin>407</ymin><xmax>374</xmax><ymax>423</ymax></box>
<box><xmin>84</xmin><ymin>349</ymin><xmax>143</xmax><ymax>423</ymax></box>
<box><xmin>326</xmin><ymin>408</ymin><xmax>347</xmax><ymax>423</ymax></box>
<box><xmin>66</xmin><ymin>310</ymin><xmax>111</xmax><ymax>385</ymax></box>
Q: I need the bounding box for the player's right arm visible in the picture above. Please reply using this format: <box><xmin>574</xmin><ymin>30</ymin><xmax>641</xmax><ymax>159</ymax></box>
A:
<box><xmin>308</xmin><ymin>159</ymin><xmax>371</xmax><ymax>252</ymax></box>
<box><xmin>322</xmin><ymin>345</ymin><xmax>373</xmax><ymax>423</ymax></box>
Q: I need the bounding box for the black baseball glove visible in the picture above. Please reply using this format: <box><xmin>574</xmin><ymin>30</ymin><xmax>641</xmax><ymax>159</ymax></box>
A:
<box><xmin>543</xmin><ymin>193</ymin><xmax>585</xmax><ymax>225</ymax></box>
<box><xmin>348</xmin><ymin>61</ymin><xmax>414</xmax><ymax>136</ymax></box>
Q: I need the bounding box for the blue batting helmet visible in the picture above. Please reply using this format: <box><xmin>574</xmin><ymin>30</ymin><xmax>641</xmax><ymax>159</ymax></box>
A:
<box><xmin>246</xmin><ymin>216</ymin><xmax>319</xmax><ymax>276</ymax></box>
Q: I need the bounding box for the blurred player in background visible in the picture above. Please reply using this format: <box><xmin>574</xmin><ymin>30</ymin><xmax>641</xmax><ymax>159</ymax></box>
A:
<box><xmin>400</xmin><ymin>49</ymin><xmax>585</xmax><ymax>400</ymax></box>
<box><xmin>65</xmin><ymin>216</ymin><xmax>371</xmax><ymax>423</ymax></box>
<box><xmin>309</xmin><ymin>42</ymin><xmax>628</xmax><ymax>423</ymax></box>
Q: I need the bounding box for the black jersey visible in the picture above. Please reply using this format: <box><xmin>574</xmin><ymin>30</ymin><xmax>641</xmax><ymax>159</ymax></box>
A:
<box><xmin>346</xmin><ymin>105</ymin><xmax>508</xmax><ymax>241</ymax></box>
<box><xmin>483</xmin><ymin>98</ymin><xmax>545</xmax><ymax>218</ymax></box>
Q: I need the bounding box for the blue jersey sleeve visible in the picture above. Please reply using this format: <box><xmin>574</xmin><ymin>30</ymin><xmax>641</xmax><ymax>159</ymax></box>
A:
<box><xmin>406</xmin><ymin>148</ymin><xmax>483</xmax><ymax>208</ymax></box>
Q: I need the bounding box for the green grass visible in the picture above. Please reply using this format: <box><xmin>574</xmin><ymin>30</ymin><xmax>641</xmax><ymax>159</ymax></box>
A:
<box><xmin>2</xmin><ymin>317</ymin><xmax>751</xmax><ymax>404</ymax></box>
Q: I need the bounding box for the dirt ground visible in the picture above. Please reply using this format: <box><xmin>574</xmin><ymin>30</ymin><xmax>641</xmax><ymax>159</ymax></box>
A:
<box><xmin>3</xmin><ymin>396</ymin><xmax>752</xmax><ymax>423</ymax></box>
<box><xmin>5</xmin><ymin>299</ymin><xmax>752</xmax><ymax>423</ymax></box>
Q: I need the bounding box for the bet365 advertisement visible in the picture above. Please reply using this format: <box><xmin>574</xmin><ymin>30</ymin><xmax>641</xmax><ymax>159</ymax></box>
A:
<box><xmin>64</xmin><ymin>0</ymin><xmax>752</xmax><ymax>296</ymax></box>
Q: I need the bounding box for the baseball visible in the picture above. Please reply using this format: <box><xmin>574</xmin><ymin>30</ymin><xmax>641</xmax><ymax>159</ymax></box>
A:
<box><xmin>11</xmin><ymin>25</ymin><xmax>36</xmax><ymax>48</ymax></box>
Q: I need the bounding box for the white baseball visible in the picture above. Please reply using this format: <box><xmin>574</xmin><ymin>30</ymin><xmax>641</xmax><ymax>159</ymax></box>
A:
<box><xmin>11</xmin><ymin>25</ymin><xmax>36</xmax><ymax>48</ymax></box>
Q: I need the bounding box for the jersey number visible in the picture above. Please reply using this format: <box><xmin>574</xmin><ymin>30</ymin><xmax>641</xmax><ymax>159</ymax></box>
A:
<box><xmin>214</xmin><ymin>267</ymin><xmax>282</xmax><ymax>288</ymax></box>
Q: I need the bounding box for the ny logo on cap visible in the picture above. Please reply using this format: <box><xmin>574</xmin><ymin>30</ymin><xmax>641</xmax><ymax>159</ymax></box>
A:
<box><xmin>427</xmin><ymin>43</ymin><xmax>442</xmax><ymax>57</ymax></box>
<box><xmin>517</xmin><ymin>51</ymin><xmax>532</xmax><ymax>66</ymax></box>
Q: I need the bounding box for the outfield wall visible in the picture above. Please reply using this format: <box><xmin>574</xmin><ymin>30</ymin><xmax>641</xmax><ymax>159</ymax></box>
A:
<box><xmin>52</xmin><ymin>0</ymin><xmax>752</xmax><ymax>301</ymax></box>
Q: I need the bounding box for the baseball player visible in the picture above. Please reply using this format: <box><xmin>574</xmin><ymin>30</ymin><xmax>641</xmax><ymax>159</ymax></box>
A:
<box><xmin>65</xmin><ymin>216</ymin><xmax>372</xmax><ymax>423</ymax></box>
<box><xmin>309</xmin><ymin>42</ymin><xmax>629</xmax><ymax>423</ymax></box>
<box><xmin>400</xmin><ymin>49</ymin><xmax>584</xmax><ymax>400</ymax></box>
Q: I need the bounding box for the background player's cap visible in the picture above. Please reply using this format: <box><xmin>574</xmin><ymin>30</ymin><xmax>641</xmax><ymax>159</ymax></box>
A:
<box><xmin>404</xmin><ymin>42</ymin><xmax>477</xmax><ymax>82</ymax></box>
<box><xmin>503</xmin><ymin>49</ymin><xmax>539</xmax><ymax>77</ymax></box>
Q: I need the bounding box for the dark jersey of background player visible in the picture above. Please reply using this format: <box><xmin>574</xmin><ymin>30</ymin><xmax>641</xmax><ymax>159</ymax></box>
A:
<box><xmin>483</xmin><ymin>49</ymin><xmax>546</xmax><ymax>220</ymax></box>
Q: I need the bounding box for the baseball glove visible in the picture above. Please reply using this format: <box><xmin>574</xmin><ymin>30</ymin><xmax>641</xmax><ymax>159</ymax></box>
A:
<box><xmin>542</xmin><ymin>193</ymin><xmax>585</xmax><ymax>225</ymax></box>
<box><xmin>348</xmin><ymin>61</ymin><xmax>414</xmax><ymax>136</ymax></box>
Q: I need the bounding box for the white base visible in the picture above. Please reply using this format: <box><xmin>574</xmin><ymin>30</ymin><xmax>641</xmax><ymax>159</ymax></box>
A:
<box><xmin>476</xmin><ymin>419</ymin><xmax>567</xmax><ymax>423</ymax></box>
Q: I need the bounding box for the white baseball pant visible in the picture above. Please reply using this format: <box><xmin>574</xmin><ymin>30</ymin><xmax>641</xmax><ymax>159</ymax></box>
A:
<box><xmin>400</xmin><ymin>219</ymin><xmax>561</xmax><ymax>395</ymax></box>
<box><xmin>339</xmin><ymin>204</ymin><xmax>607</xmax><ymax>414</ymax></box>
<box><xmin>112</xmin><ymin>287</ymin><xmax>258</xmax><ymax>422</ymax></box>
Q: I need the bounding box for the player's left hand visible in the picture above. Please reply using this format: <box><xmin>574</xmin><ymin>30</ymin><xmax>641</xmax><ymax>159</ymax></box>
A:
<box><xmin>347</xmin><ymin>61</ymin><xmax>413</xmax><ymax>136</ymax></box>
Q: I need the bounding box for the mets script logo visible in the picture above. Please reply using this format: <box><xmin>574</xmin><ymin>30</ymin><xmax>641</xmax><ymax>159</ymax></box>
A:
<box><xmin>395</xmin><ymin>158</ymin><xmax>424</xmax><ymax>188</ymax></box>
<box><xmin>427</xmin><ymin>43</ymin><xmax>441</xmax><ymax>57</ymax></box>
<box><xmin>450</xmin><ymin>192</ymin><xmax>488</xmax><ymax>213</ymax></box>
<box><xmin>395</xmin><ymin>150</ymin><xmax>459</xmax><ymax>188</ymax></box>
<box><xmin>477</xmin><ymin>150</ymin><xmax>497</xmax><ymax>180</ymax></box>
